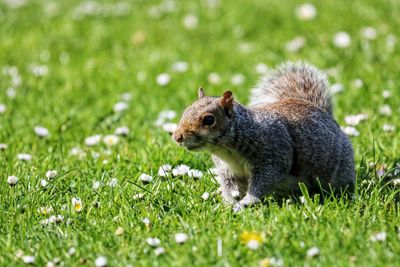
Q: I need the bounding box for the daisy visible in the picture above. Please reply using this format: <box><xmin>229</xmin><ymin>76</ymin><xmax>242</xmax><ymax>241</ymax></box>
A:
<box><xmin>383</xmin><ymin>124</ymin><xmax>395</xmax><ymax>132</ymax></box>
<box><xmin>295</xmin><ymin>3</ymin><xmax>317</xmax><ymax>21</ymax></box>
<box><xmin>361</xmin><ymin>27</ymin><xmax>377</xmax><ymax>40</ymax></box>
<box><xmin>333</xmin><ymin>32</ymin><xmax>351</xmax><ymax>48</ymax></box>
<box><xmin>93</xmin><ymin>180</ymin><xmax>101</xmax><ymax>190</ymax></box>
<box><xmin>72</xmin><ymin>197</ymin><xmax>83</xmax><ymax>212</ymax></box>
<box><xmin>182</xmin><ymin>14</ymin><xmax>198</xmax><ymax>30</ymax></box>
<box><xmin>154</xmin><ymin>247</ymin><xmax>165</xmax><ymax>256</ymax></box>
<box><xmin>115</xmin><ymin>227</ymin><xmax>124</xmax><ymax>236</ymax></box>
<box><xmin>201</xmin><ymin>192</ymin><xmax>210</xmax><ymax>200</ymax></box>
<box><xmin>187</xmin><ymin>169</ymin><xmax>203</xmax><ymax>179</ymax></box>
<box><xmin>230</xmin><ymin>74</ymin><xmax>245</xmax><ymax>86</ymax></box>
<box><xmin>94</xmin><ymin>256</ymin><xmax>107</xmax><ymax>267</ymax></box>
<box><xmin>344</xmin><ymin>114</ymin><xmax>368</xmax><ymax>126</ymax></box>
<box><xmin>240</xmin><ymin>231</ymin><xmax>264</xmax><ymax>250</ymax></box>
<box><xmin>156</xmin><ymin>73</ymin><xmax>170</xmax><ymax>86</ymax></box>
<box><xmin>172</xmin><ymin>164</ymin><xmax>190</xmax><ymax>177</ymax></box>
<box><xmin>172</xmin><ymin>61</ymin><xmax>189</xmax><ymax>73</ymax></box>
<box><xmin>255</xmin><ymin>63</ymin><xmax>268</xmax><ymax>74</ymax></box>
<box><xmin>0</xmin><ymin>103</ymin><xmax>6</xmax><ymax>114</ymax></box>
<box><xmin>34</xmin><ymin>126</ymin><xmax>49</xmax><ymax>138</ymax></box>
<box><xmin>41</xmin><ymin>179</ymin><xmax>48</xmax><ymax>187</ymax></box>
<box><xmin>113</xmin><ymin>102</ymin><xmax>129</xmax><ymax>113</ymax></box>
<box><xmin>158</xmin><ymin>164</ymin><xmax>172</xmax><ymax>177</ymax></box>
<box><xmin>139</xmin><ymin>173</ymin><xmax>153</xmax><ymax>183</ymax></box>
<box><xmin>207</xmin><ymin>72</ymin><xmax>221</xmax><ymax>85</ymax></box>
<box><xmin>370</xmin><ymin>231</ymin><xmax>386</xmax><ymax>242</ymax></box>
<box><xmin>108</xmin><ymin>178</ymin><xmax>118</xmax><ymax>187</ymax></box>
<box><xmin>379</xmin><ymin>105</ymin><xmax>392</xmax><ymax>116</ymax></box>
<box><xmin>162</xmin><ymin>123</ymin><xmax>177</xmax><ymax>133</ymax></box>
<box><xmin>45</xmin><ymin>170</ymin><xmax>57</xmax><ymax>179</ymax></box>
<box><xmin>146</xmin><ymin>237</ymin><xmax>161</xmax><ymax>247</ymax></box>
<box><xmin>85</xmin><ymin>135</ymin><xmax>101</xmax><ymax>146</ymax></box>
<box><xmin>307</xmin><ymin>246</ymin><xmax>320</xmax><ymax>258</ymax></box>
<box><xmin>342</xmin><ymin>126</ymin><xmax>360</xmax><ymax>137</ymax></box>
<box><xmin>285</xmin><ymin>36</ymin><xmax>306</xmax><ymax>53</ymax></box>
<box><xmin>175</xmin><ymin>233</ymin><xmax>188</xmax><ymax>244</ymax></box>
<box><xmin>115</xmin><ymin>126</ymin><xmax>129</xmax><ymax>136</ymax></box>
<box><xmin>22</xmin><ymin>255</ymin><xmax>35</xmax><ymax>264</ymax></box>
<box><xmin>0</xmin><ymin>143</ymin><xmax>7</xmax><ymax>150</ymax></box>
<box><xmin>103</xmin><ymin>135</ymin><xmax>119</xmax><ymax>146</ymax></box>
<box><xmin>17</xmin><ymin>153</ymin><xmax>32</xmax><ymax>161</ymax></box>
<box><xmin>330</xmin><ymin>83</ymin><xmax>344</xmax><ymax>94</ymax></box>
<box><xmin>7</xmin><ymin>175</ymin><xmax>18</xmax><ymax>186</ymax></box>
<box><xmin>120</xmin><ymin>92</ymin><xmax>132</xmax><ymax>101</ymax></box>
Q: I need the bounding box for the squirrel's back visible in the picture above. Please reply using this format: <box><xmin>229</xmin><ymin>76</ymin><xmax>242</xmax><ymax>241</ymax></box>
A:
<box><xmin>250</xmin><ymin>62</ymin><xmax>332</xmax><ymax>115</ymax></box>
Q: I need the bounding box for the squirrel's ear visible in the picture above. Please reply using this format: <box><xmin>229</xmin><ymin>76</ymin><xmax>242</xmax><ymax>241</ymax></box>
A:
<box><xmin>198</xmin><ymin>87</ymin><xmax>205</xmax><ymax>99</ymax></box>
<box><xmin>219</xmin><ymin>90</ymin><xmax>234</xmax><ymax>113</ymax></box>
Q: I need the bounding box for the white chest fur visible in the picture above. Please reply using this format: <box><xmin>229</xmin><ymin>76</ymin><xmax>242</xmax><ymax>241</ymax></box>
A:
<box><xmin>211</xmin><ymin>148</ymin><xmax>251</xmax><ymax>178</ymax></box>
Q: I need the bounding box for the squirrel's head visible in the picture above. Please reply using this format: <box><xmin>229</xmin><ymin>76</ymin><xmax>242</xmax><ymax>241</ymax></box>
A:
<box><xmin>173</xmin><ymin>88</ymin><xmax>234</xmax><ymax>151</ymax></box>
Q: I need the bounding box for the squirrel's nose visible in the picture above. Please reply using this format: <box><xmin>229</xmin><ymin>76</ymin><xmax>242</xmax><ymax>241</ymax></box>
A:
<box><xmin>174</xmin><ymin>132</ymin><xmax>184</xmax><ymax>143</ymax></box>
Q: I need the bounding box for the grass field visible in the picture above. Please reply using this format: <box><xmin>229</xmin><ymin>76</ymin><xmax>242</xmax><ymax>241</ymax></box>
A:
<box><xmin>1</xmin><ymin>0</ymin><xmax>400</xmax><ymax>266</ymax></box>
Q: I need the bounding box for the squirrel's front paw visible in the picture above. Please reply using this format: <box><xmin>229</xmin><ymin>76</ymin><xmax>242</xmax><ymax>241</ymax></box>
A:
<box><xmin>232</xmin><ymin>194</ymin><xmax>261</xmax><ymax>212</ymax></box>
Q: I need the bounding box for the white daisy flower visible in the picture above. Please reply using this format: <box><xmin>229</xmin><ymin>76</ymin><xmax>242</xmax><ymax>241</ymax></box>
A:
<box><xmin>382</xmin><ymin>90</ymin><xmax>391</xmax><ymax>99</ymax></box>
<box><xmin>370</xmin><ymin>231</ymin><xmax>387</xmax><ymax>242</ymax></box>
<box><xmin>158</xmin><ymin>164</ymin><xmax>172</xmax><ymax>177</ymax></box>
<box><xmin>139</xmin><ymin>173</ymin><xmax>153</xmax><ymax>183</ymax></box>
<box><xmin>70</xmin><ymin>147</ymin><xmax>86</xmax><ymax>158</ymax></box>
<box><xmin>133</xmin><ymin>193</ymin><xmax>144</xmax><ymax>200</ymax></box>
<box><xmin>172</xmin><ymin>164</ymin><xmax>190</xmax><ymax>176</ymax></box>
<box><xmin>382</xmin><ymin>124</ymin><xmax>395</xmax><ymax>132</ymax></box>
<box><xmin>295</xmin><ymin>3</ymin><xmax>317</xmax><ymax>21</ymax></box>
<box><xmin>93</xmin><ymin>180</ymin><xmax>101</xmax><ymax>190</ymax></box>
<box><xmin>7</xmin><ymin>87</ymin><xmax>16</xmax><ymax>98</ymax></box>
<box><xmin>207</xmin><ymin>72</ymin><xmax>221</xmax><ymax>85</ymax></box>
<box><xmin>34</xmin><ymin>126</ymin><xmax>49</xmax><ymax>138</ymax></box>
<box><xmin>342</xmin><ymin>126</ymin><xmax>360</xmax><ymax>137</ymax></box>
<box><xmin>120</xmin><ymin>92</ymin><xmax>132</xmax><ymax>101</ymax></box>
<box><xmin>162</xmin><ymin>123</ymin><xmax>177</xmax><ymax>133</ymax></box>
<box><xmin>103</xmin><ymin>135</ymin><xmax>119</xmax><ymax>146</ymax></box>
<box><xmin>379</xmin><ymin>105</ymin><xmax>392</xmax><ymax>116</ymax></box>
<box><xmin>255</xmin><ymin>63</ymin><xmax>268</xmax><ymax>74</ymax></box>
<box><xmin>146</xmin><ymin>237</ymin><xmax>161</xmax><ymax>247</ymax></box>
<box><xmin>182</xmin><ymin>13</ymin><xmax>198</xmax><ymax>30</ymax></box>
<box><xmin>330</xmin><ymin>83</ymin><xmax>344</xmax><ymax>94</ymax></box>
<box><xmin>159</xmin><ymin>110</ymin><xmax>177</xmax><ymax>120</ymax></box>
<box><xmin>17</xmin><ymin>153</ymin><xmax>32</xmax><ymax>161</ymax></box>
<box><xmin>333</xmin><ymin>32</ymin><xmax>351</xmax><ymax>48</ymax></box>
<box><xmin>187</xmin><ymin>169</ymin><xmax>203</xmax><ymax>179</ymax></box>
<box><xmin>85</xmin><ymin>135</ymin><xmax>101</xmax><ymax>146</ymax></box>
<box><xmin>230</xmin><ymin>74</ymin><xmax>245</xmax><ymax>86</ymax></box>
<box><xmin>172</xmin><ymin>61</ymin><xmax>189</xmax><ymax>73</ymax></box>
<box><xmin>353</xmin><ymin>79</ymin><xmax>363</xmax><ymax>88</ymax></box>
<box><xmin>72</xmin><ymin>197</ymin><xmax>83</xmax><ymax>212</ymax></box>
<box><xmin>0</xmin><ymin>103</ymin><xmax>6</xmax><ymax>114</ymax></box>
<box><xmin>154</xmin><ymin>247</ymin><xmax>165</xmax><ymax>256</ymax></box>
<box><xmin>142</xmin><ymin>217</ymin><xmax>150</xmax><ymax>225</ymax></box>
<box><xmin>115</xmin><ymin>227</ymin><xmax>124</xmax><ymax>236</ymax></box>
<box><xmin>115</xmin><ymin>126</ymin><xmax>129</xmax><ymax>136</ymax></box>
<box><xmin>307</xmin><ymin>246</ymin><xmax>320</xmax><ymax>258</ymax></box>
<box><xmin>22</xmin><ymin>255</ymin><xmax>35</xmax><ymax>264</ymax></box>
<box><xmin>156</xmin><ymin>73</ymin><xmax>171</xmax><ymax>86</ymax></box>
<box><xmin>40</xmin><ymin>179</ymin><xmax>48</xmax><ymax>187</ymax></box>
<box><xmin>344</xmin><ymin>114</ymin><xmax>368</xmax><ymax>126</ymax></box>
<box><xmin>7</xmin><ymin>175</ymin><xmax>18</xmax><ymax>186</ymax></box>
<box><xmin>246</xmin><ymin>239</ymin><xmax>260</xmax><ymax>250</ymax></box>
<box><xmin>175</xmin><ymin>233</ymin><xmax>188</xmax><ymax>244</ymax></box>
<box><xmin>361</xmin><ymin>27</ymin><xmax>377</xmax><ymax>40</ymax></box>
<box><xmin>201</xmin><ymin>192</ymin><xmax>210</xmax><ymax>200</ymax></box>
<box><xmin>38</xmin><ymin>206</ymin><xmax>53</xmax><ymax>215</ymax></box>
<box><xmin>0</xmin><ymin>143</ymin><xmax>7</xmax><ymax>150</ymax></box>
<box><xmin>45</xmin><ymin>170</ymin><xmax>57</xmax><ymax>179</ymax></box>
<box><xmin>108</xmin><ymin>178</ymin><xmax>118</xmax><ymax>187</ymax></box>
<box><xmin>392</xmin><ymin>178</ymin><xmax>400</xmax><ymax>186</ymax></box>
<box><xmin>285</xmin><ymin>36</ymin><xmax>306</xmax><ymax>52</ymax></box>
<box><xmin>68</xmin><ymin>247</ymin><xmax>76</xmax><ymax>256</ymax></box>
<box><xmin>29</xmin><ymin>64</ymin><xmax>48</xmax><ymax>77</ymax></box>
<box><xmin>94</xmin><ymin>256</ymin><xmax>107</xmax><ymax>267</ymax></box>
<box><xmin>113</xmin><ymin>102</ymin><xmax>129</xmax><ymax>112</ymax></box>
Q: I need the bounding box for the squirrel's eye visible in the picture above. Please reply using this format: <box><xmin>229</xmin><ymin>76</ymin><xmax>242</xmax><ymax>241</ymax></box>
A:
<box><xmin>203</xmin><ymin>115</ymin><xmax>215</xmax><ymax>126</ymax></box>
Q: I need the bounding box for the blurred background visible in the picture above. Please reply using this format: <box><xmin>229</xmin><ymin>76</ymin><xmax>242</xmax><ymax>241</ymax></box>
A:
<box><xmin>0</xmin><ymin>0</ymin><xmax>399</xmax><ymax>162</ymax></box>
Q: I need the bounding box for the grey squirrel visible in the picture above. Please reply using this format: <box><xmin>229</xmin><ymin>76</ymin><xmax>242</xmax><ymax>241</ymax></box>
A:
<box><xmin>173</xmin><ymin>62</ymin><xmax>355</xmax><ymax>211</ymax></box>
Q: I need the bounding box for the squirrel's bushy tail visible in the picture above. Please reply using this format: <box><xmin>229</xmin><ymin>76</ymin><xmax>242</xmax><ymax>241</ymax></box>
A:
<box><xmin>250</xmin><ymin>62</ymin><xmax>332</xmax><ymax>114</ymax></box>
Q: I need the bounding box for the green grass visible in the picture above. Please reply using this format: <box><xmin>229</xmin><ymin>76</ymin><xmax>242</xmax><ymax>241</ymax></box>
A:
<box><xmin>1</xmin><ymin>0</ymin><xmax>400</xmax><ymax>266</ymax></box>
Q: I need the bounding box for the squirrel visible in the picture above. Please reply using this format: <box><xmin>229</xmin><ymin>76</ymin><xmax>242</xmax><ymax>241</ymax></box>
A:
<box><xmin>173</xmin><ymin>62</ymin><xmax>355</xmax><ymax>212</ymax></box>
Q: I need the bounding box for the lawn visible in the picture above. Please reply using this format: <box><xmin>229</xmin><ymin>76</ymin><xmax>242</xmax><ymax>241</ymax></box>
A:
<box><xmin>0</xmin><ymin>0</ymin><xmax>399</xmax><ymax>266</ymax></box>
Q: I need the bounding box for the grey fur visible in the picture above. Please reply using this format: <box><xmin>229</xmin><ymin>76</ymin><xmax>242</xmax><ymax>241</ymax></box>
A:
<box><xmin>173</xmin><ymin>62</ymin><xmax>355</xmax><ymax>212</ymax></box>
<box><xmin>250</xmin><ymin>61</ymin><xmax>332</xmax><ymax>114</ymax></box>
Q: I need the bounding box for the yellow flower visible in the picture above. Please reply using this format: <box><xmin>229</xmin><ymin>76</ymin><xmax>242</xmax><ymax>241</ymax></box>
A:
<box><xmin>259</xmin><ymin>258</ymin><xmax>271</xmax><ymax>267</ymax></box>
<box><xmin>240</xmin><ymin>231</ymin><xmax>265</xmax><ymax>244</ymax></box>
<box><xmin>240</xmin><ymin>231</ymin><xmax>265</xmax><ymax>250</ymax></box>
<box><xmin>72</xmin><ymin>197</ymin><xmax>82</xmax><ymax>212</ymax></box>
